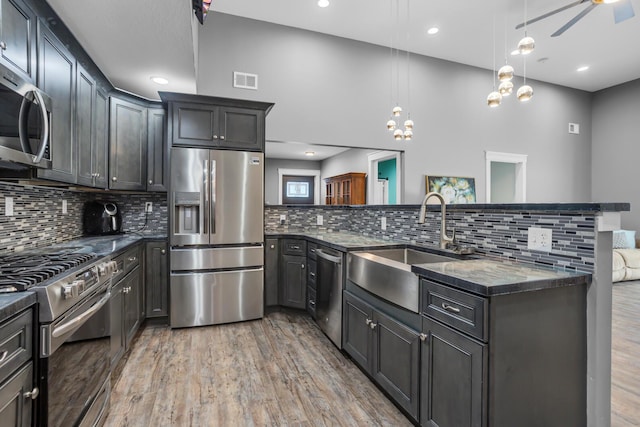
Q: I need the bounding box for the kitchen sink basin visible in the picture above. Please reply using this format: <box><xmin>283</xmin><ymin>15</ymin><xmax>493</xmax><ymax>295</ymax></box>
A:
<box><xmin>347</xmin><ymin>248</ymin><xmax>457</xmax><ymax>313</ymax></box>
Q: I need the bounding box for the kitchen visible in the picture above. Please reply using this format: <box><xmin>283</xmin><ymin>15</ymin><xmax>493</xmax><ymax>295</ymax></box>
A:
<box><xmin>0</xmin><ymin>0</ymin><xmax>638</xmax><ymax>426</ymax></box>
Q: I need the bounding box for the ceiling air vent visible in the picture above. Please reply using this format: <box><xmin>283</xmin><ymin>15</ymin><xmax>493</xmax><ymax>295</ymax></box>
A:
<box><xmin>233</xmin><ymin>72</ymin><xmax>258</xmax><ymax>90</ymax></box>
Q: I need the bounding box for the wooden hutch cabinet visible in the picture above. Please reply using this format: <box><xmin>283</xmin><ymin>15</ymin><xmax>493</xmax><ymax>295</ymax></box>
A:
<box><xmin>324</xmin><ymin>172</ymin><xmax>366</xmax><ymax>205</ymax></box>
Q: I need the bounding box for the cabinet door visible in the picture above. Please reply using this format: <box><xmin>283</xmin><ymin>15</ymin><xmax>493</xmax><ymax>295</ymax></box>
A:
<box><xmin>342</xmin><ymin>292</ymin><xmax>373</xmax><ymax>370</ymax></box>
<box><xmin>147</xmin><ymin>107</ymin><xmax>167</xmax><ymax>191</ymax></box>
<box><xmin>109</xmin><ymin>97</ymin><xmax>147</xmax><ymax>190</ymax></box>
<box><xmin>76</xmin><ymin>63</ymin><xmax>95</xmax><ymax>187</ymax></box>
<box><xmin>145</xmin><ymin>241</ymin><xmax>168</xmax><ymax>318</ymax></box>
<box><xmin>170</xmin><ymin>102</ymin><xmax>218</xmax><ymax>147</ymax></box>
<box><xmin>0</xmin><ymin>0</ymin><xmax>36</xmax><ymax>81</ymax></box>
<box><xmin>0</xmin><ymin>362</ymin><xmax>33</xmax><ymax>427</ymax></box>
<box><xmin>218</xmin><ymin>107</ymin><xmax>264</xmax><ymax>151</ymax></box>
<box><xmin>124</xmin><ymin>267</ymin><xmax>142</xmax><ymax>347</ymax></box>
<box><xmin>110</xmin><ymin>279</ymin><xmax>125</xmax><ymax>368</ymax></box>
<box><xmin>37</xmin><ymin>22</ymin><xmax>76</xmax><ymax>184</ymax></box>
<box><xmin>93</xmin><ymin>89</ymin><xmax>108</xmax><ymax>189</ymax></box>
<box><xmin>372</xmin><ymin>310</ymin><xmax>420</xmax><ymax>421</ymax></box>
<box><xmin>279</xmin><ymin>255</ymin><xmax>306</xmax><ymax>309</ymax></box>
<box><xmin>421</xmin><ymin>316</ymin><xmax>486</xmax><ymax>427</ymax></box>
<box><xmin>264</xmin><ymin>238</ymin><xmax>279</xmax><ymax>307</ymax></box>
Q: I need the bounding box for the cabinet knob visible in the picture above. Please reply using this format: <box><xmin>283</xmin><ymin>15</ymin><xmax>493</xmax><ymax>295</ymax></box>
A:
<box><xmin>0</xmin><ymin>41</ymin><xmax>6</xmax><ymax>50</ymax></box>
<box><xmin>365</xmin><ymin>318</ymin><xmax>372</xmax><ymax>326</ymax></box>
<box><xmin>96</xmin><ymin>173</ymin><xmax>100</xmax><ymax>178</ymax></box>
<box><xmin>161</xmin><ymin>249</ymin><xmax>166</xmax><ymax>255</ymax></box>
<box><xmin>220</xmin><ymin>135</ymin><xmax>225</xmax><ymax>140</ymax></box>
<box><xmin>24</xmin><ymin>387</ymin><xmax>39</xmax><ymax>400</ymax></box>
<box><xmin>148</xmin><ymin>180</ymin><xmax>153</xmax><ymax>185</ymax></box>
<box><xmin>213</xmin><ymin>135</ymin><xmax>218</xmax><ymax>140</ymax></box>
<box><xmin>112</xmin><ymin>177</ymin><xmax>117</xmax><ymax>182</ymax></box>
<box><xmin>369</xmin><ymin>322</ymin><xmax>377</xmax><ymax>330</ymax></box>
<box><xmin>301</xmin><ymin>264</ymin><xmax>305</xmax><ymax>269</ymax></box>
<box><xmin>419</xmin><ymin>333</ymin><xmax>428</xmax><ymax>342</ymax></box>
<box><xmin>270</xmin><ymin>244</ymin><xmax>275</xmax><ymax>249</ymax></box>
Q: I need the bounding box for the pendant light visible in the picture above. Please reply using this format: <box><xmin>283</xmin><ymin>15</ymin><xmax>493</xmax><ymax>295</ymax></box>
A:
<box><xmin>518</xmin><ymin>0</ymin><xmax>535</xmax><ymax>55</ymax></box>
<box><xmin>498</xmin><ymin>19</ymin><xmax>514</xmax><ymax>97</ymax></box>
<box><xmin>487</xmin><ymin>9</ymin><xmax>502</xmax><ymax>108</ymax></box>
<box><xmin>517</xmin><ymin>0</ymin><xmax>534</xmax><ymax>101</ymax></box>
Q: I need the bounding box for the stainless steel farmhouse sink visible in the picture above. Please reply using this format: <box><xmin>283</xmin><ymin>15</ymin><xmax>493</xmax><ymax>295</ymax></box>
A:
<box><xmin>347</xmin><ymin>248</ymin><xmax>457</xmax><ymax>313</ymax></box>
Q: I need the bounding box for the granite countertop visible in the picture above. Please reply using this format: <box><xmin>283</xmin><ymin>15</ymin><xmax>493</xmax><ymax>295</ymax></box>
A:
<box><xmin>412</xmin><ymin>259</ymin><xmax>591</xmax><ymax>297</ymax></box>
<box><xmin>266</xmin><ymin>230</ymin><xmax>405</xmax><ymax>251</ymax></box>
<box><xmin>45</xmin><ymin>233</ymin><xmax>167</xmax><ymax>258</ymax></box>
<box><xmin>0</xmin><ymin>292</ymin><xmax>36</xmax><ymax>323</ymax></box>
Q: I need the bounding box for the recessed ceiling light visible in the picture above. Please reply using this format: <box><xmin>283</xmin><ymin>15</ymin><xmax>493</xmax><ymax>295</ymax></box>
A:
<box><xmin>150</xmin><ymin>76</ymin><xmax>169</xmax><ymax>85</ymax></box>
<box><xmin>510</xmin><ymin>49</ymin><xmax>521</xmax><ymax>56</ymax></box>
<box><xmin>317</xmin><ymin>0</ymin><xmax>329</xmax><ymax>7</ymax></box>
<box><xmin>577</xmin><ymin>65</ymin><xmax>590</xmax><ymax>72</ymax></box>
<box><xmin>305</xmin><ymin>151</ymin><xmax>315</xmax><ymax>156</ymax></box>
<box><xmin>427</xmin><ymin>27</ymin><xmax>439</xmax><ymax>35</ymax></box>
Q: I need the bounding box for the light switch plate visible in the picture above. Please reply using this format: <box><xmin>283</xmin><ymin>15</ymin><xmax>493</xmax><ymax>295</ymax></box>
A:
<box><xmin>145</xmin><ymin>202</ymin><xmax>153</xmax><ymax>213</ymax></box>
<box><xmin>4</xmin><ymin>197</ymin><xmax>13</xmax><ymax>216</ymax></box>
<box><xmin>62</xmin><ymin>200</ymin><xmax>67</xmax><ymax>214</ymax></box>
<box><xmin>317</xmin><ymin>215</ymin><xmax>323</xmax><ymax>226</ymax></box>
<box><xmin>528</xmin><ymin>227</ymin><xmax>552</xmax><ymax>252</ymax></box>
<box><xmin>381</xmin><ymin>217</ymin><xmax>387</xmax><ymax>231</ymax></box>
<box><xmin>279</xmin><ymin>214</ymin><xmax>286</xmax><ymax>225</ymax></box>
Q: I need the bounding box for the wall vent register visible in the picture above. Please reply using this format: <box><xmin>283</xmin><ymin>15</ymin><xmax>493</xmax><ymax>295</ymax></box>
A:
<box><xmin>233</xmin><ymin>72</ymin><xmax>258</xmax><ymax>90</ymax></box>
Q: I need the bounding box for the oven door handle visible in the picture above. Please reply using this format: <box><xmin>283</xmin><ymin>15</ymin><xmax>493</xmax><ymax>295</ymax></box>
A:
<box><xmin>51</xmin><ymin>291</ymin><xmax>111</xmax><ymax>338</ymax></box>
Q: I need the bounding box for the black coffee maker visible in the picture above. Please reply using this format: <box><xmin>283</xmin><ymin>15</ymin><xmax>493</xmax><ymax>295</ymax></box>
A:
<box><xmin>83</xmin><ymin>201</ymin><xmax>123</xmax><ymax>235</ymax></box>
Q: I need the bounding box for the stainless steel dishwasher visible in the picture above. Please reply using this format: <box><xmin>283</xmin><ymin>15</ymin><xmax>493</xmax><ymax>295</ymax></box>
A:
<box><xmin>315</xmin><ymin>247</ymin><xmax>344</xmax><ymax>349</ymax></box>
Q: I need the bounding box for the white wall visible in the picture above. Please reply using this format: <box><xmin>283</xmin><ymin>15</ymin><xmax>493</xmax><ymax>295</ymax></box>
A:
<box><xmin>592</xmin><ymin>78</ymin><xmax>640</xmax><ymax>231</ymax></box>
<box><xmin>198</xmin><ymin>13</ymin><xmax>593</xmax><ymax>204</ymax></box>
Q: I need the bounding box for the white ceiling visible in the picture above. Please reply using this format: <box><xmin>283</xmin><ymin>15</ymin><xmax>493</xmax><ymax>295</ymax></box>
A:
<box><xmin>266</xmin><ymin>141</ymin><xmax>350</xmax><ymax>160</ymax></box>
<box><xmin>47</xmin><ymin>0</ymin><xmax>640</xmax><ymax>100</ymax></box>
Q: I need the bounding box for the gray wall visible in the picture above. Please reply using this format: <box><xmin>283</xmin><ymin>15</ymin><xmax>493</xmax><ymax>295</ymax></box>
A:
<box><xmin>592</xmin><ymin>79</ymin><xmax>640</xmax><ymax>231</ymax></box>
<box><xmin>264</xmin><ymin>158</ymin><xmax>321</xmax><ymax>205</ymax></box>
<box><xmin>198</xmin><ymin>13</ymin><xmax>593</xmax><ymax>204</ymax></box>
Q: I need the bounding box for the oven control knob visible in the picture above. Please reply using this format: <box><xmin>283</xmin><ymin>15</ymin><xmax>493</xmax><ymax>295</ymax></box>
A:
<box><xmin>73</xmin><ymin>279</ymin><xmax>86</xmax><ymax>294</ymax></box>
<box><xmin>62</xmin><ymin>283</ymin><xmax>77</xmax><ymax>299</ymax></box>
<box><xmin>98</xmin><ymin>262</ymin><xmax>111</xmax><ymax>276</ymax></box>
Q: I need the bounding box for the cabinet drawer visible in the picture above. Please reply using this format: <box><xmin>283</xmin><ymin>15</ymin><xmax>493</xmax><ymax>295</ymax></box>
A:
<box><xmin>307</xmin><ymin>242</ymin><xmax>317</xmax><ymax>260</ymax></box>
<box><xmin>123</xmin><ymin>246</ymin><xmax>141</xmax><ymax>273</ymax></box>
<box><xmin>282</xmin><ymin>239</ymin><xmax>306</xmax><ymax>256</ymax></box>
<box><xmin>0</xmin><ymin>309</ymin><xmax>32</xmax><ymax>383</ymax></box>
<box><xmin>307</xmin><ymin>259</ymin><xmax>317</xmax><ymax>290</ymax></box>
<box><xmin>421</xmin><ymin>279</ymin><xmax>487</xmax><ymax>341</ymax></box>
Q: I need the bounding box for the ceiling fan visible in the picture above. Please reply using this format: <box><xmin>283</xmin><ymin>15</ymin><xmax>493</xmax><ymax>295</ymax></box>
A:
<box><xmin>515</xmin><ymin>0</ymin><xmax>635</xmax><ymax>37</ymax></box>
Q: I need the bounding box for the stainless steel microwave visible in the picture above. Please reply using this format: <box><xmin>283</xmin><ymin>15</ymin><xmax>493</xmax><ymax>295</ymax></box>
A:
<box><xmin>0</xmin><ymin>63</ymin><xmax>52</xmax><ymax>169</ymax></box>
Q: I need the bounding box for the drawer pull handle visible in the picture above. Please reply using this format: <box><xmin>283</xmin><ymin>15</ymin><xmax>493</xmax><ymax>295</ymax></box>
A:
<box><xmin>309</xmin><ymin>300</ymin><xmax>315</xmax><ymax>306</ymax></box>
<box><xmin>442</xmin><ymin>303</ymin><xmax>461</xmax><ymax>314</ymax></box>
<box><xmin>309</xmin><ymin>272</ymin><xmax>316</xmax><ymax>277</ymax></box>
<box><xmin>0</xmin><ymin>350</ymin><xmax>8</xmax><ymax>363</ymax></box>
<box><xmin>290</xmin><ymin>245</ymin><xmax>300</xmax><ymax>250</ymax></box>
<box><xmin>128</xmin><ymin>257</ymin><xmax>137</xmax><ymax>262</ymax></box>
<box><xmin>24</xmin><ymin>387</ymin><xmax>39</xmax><ymax>400</ymax></box>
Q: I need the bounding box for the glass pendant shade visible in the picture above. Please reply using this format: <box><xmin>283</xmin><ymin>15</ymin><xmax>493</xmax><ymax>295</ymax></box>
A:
<box><xmin>392</xmin><ymin>106</ymin><xmax>403</xmax><ymax>117</ymax></box>
<box><xmin>498</xmin><ymin>65</ymin><xmax>514</xmax><ymax>81</ymax></box>
<box><xmin>387</xmin><ymin>119</ymin><xmax>397</xmax><ymax>131</ymax></box>
<box><xmin>499</xmin><ymin>80</ymin><xmax>514</xmax><ymax>96</ymax></box>
<box><xmin>403</xmin><ymin>129</ymin><xmax>413</xmax><ymax>140</ymax></box>
<box><xmin>404</xmin><ymin>119</ymin><xmax>414</xmax><ymax>130</ymax></box>
<box><xmin>487</xmin><ymin>91</ymin><xmax>502</xmax><ymax>108</ymax></box>
<box><xmin>518</xmin><ymin>36</ymin><xmax>535</xmax><ymax>55</ymax></box>
<box><xmin>517</xmin><ymin>85</ymin><xmax>534</xmax><ymax>101</ymax></box>
<box><xmin>393</xmin><ymin>128</ymin><xmax>404</xmax><ymax>140</ymax></box>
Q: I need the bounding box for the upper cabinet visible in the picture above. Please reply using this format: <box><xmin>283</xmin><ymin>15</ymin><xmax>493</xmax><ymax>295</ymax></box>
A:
<box><xmin>160</xmin><ymin>92</ymin><xmax>274</xmax><ymax>152</ymax></box>
<box><xmin>146</xmin><ymin>107</ymin><xmax>167</xmax><ymax>192</ymax></box>
<box><xmin>109</xmin><ymin>96</ymin><xmax>147</xmax><ymax>191</ymax></box>
<box><xmin>36</xmin><ymin>22</ymin><xmax>76</xmax><ymax>184</ymax></box>
<box><xmin>0</xmin><ymin>0</ymin><xmax>36</xmax><ymax>82</ymax></box>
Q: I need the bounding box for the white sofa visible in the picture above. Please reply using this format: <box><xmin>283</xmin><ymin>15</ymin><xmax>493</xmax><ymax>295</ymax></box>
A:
<box><xmin>612</xmin><ymin>230</ymin><xmax>640</xmax><ymax>283</ymax></box>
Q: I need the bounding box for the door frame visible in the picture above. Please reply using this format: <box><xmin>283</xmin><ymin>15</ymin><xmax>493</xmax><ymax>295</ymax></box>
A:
<box><xmin>485</xmin><ymin>151</ymin><xmax>527</xmax><ymax>203</ymax></box>
<box><xmin>367</xmin><ymin>151</ymin><xmax>403</xmax><ymax>204</ymax></box>
<box><xmin>278</xmin><ymin>168</ymin><xmax>321</xmax><ymax>204</ymax></box>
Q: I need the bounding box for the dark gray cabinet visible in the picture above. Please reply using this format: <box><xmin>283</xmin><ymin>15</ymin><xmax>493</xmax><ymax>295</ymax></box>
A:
<box><xmin>279</xmin><ymin>254</ymin><xmax>306</xmax><ymax>309</ymax></box>
<box><xmin>109</xmin><ymin>278</ymin><xmax>125</xmax><ymax>367</ymax></box>
<box><xmin>146</xmin><ymin>107</ymin><xmax>167</xmax><ymax>192</ymax></box>
<box><xmin>124</xmin><ymin>266</ymin><xmax>142</xmax><ymax>347</ymax></box>
<box><xmin>109</xmin><ymin>96</ymin><xmax>147</xmax><ymax>190</ymax></box>
<box><xmin>0</xmin><ymin>0</ymin><xmax>36</xmax><ymax>82</ymax></box>
<box><xmin>265</xmin><ymin>238</ymin><xmax>279</xmax><ymax>307</ymax></box>
<box><xmin>420</xmin><ymin>316</ymin><xmax>486</xmax><ymax>427</ymax></box>
<box><xmin>343</xmin><ymin>291</ymin><xmax>420</xmax><ymax>421</ymax></box>
<box><xmin>145</xmin><ymin>240</ymin><xmax>168</xmax><ymax>318</ymax></box>
<box><xmin>76</xmin><ymin>63</ymin><xmax>107</xmax><ymax>188</ymax></box>
<box><xmin>37</xmin><ymin>22</ymin><xmax>76</xmax><ymax>184</ymax></box>
<box><xmin>0</xmin><ymin>363</ymin><xmax>32</xmax><ymax>427</ymax></box>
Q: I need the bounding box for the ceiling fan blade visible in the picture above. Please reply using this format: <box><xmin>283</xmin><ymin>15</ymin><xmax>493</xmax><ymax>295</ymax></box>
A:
<box><xmin>551</xmin><ymin>3</ymin><xmax>598</xmax><ymax>37</ymax></box>
<box><xmin>515</xmin><ymin>0</ymin><xmax>589</xmax><ymax>30</ymax></box>
<box><xmin>613</xmin><ymin>0</ymin><xmax>635</xmax><ymax>23</ymax></box>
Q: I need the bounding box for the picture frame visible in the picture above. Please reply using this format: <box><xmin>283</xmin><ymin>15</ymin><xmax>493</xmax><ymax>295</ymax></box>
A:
<box><xmin>425</xmin><ymin>175</ymin><xmax>476</xmax><ymax>204</ymax></box>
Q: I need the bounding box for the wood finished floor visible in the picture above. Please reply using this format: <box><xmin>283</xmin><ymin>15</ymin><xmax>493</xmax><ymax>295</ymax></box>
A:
<box><xmin>611</xmin><ymin>281</ymin><xmax>640</xmax><ymax>427</ymax></box>
<box><xmin>104</xmin><ymin>310</ymin><xmax>412</xmax><ymax>427</ymax></box>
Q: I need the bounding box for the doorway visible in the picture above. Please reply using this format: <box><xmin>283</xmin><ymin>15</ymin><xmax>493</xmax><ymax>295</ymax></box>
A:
<box><xmin>368</xmin><ymin>151</ymin><xmax>403</xmax><ymax>204</ymax></box>
<box><xmin>485</xmin><ymin>151</ymin><xmax>527</xmax><ymax>203</ymax></box>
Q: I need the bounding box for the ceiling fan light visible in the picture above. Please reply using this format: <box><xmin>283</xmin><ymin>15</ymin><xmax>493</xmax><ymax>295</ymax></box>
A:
<box><xmin>393</xmin><ymin>129</ymin><xmax>404</xmax><ymax>140</ymax></box>
<box><xmin>387</xmin><ymin>119</ymin><xmax>397</xmax><ymax>131</ymax></box>
<box><xmin>499</xmin><ymin>81</ymin><xmax>514</xmax><ymax>96</ymax></box>
<box><xmin>517</xmin><ymin>85</ymin><xmax>534</xmax><ymax>102</ymax></box>
<box><xmin>487</xmin><ymin>91</ymin><xmax>502</xmax><ymax>108</ymax></box>
<box><xmin>498</xmin><ymin>65</ymin><xmax>515</xmax><ymax>81</ymax></box>
<box><xmin>518</xmin><ymin>36</ymin><xmax>535</xmax><ymax>55</ymax></box>
<box><xmin>392</xmin><ymin>106</ymin><xmax>403</xmax><ymax>117</ymax></box>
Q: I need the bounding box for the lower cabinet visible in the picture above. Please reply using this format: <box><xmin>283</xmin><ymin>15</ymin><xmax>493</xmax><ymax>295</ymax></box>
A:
<box><xmin>420</xmin><ymin>316</ymin><xmax>486</xmax><ymax>427</ymax></box>
<box><xmin>343</xmin><ymin>291</ymin><xmax>420</xmax><ymax>422</ymax></box>
<box><xmin>279</xmin><ymin>254</ymin><xmax>306</xmax><ymax>309</ymax></box>
<box><xmin>145</xmin><ymin>240</ymin><xmax>168</xmax><ymax>318</ymax></box>
<box><xmin>0</xmin><ymin>363</ymin><xmax>33</xmax><ymax>427</ymax></box>
<box><xmin>264</xmin><ymin>238</ymin><xmax>279</xmax><ymax>307</ymax></box>
<box><xmin>110</xmin><ymin>262</ymin><xmax>143</xmax><ymax>369</ymax></box>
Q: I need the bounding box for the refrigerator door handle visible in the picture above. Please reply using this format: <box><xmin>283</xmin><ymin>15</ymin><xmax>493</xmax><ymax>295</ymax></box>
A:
<box><xmin>211</xmin><ymin>159</ymin><xmax>217</xmax><ymax>234</ymax></box>
<box><xmin>203</xmin><ymin>159</ymin><xmax>209</xmax><ymax>235</ymax></box>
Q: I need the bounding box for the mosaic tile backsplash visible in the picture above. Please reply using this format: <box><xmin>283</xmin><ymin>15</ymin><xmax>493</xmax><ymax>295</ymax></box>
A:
<box><xmin>266</xmin><ymin>205</ymin><xmax>597</xmax><ymax>273</ymax></box>
<box><xmin>0</xmin><ymin>182</ymin><xmax>167</xmax><ymax>253</ymax></box>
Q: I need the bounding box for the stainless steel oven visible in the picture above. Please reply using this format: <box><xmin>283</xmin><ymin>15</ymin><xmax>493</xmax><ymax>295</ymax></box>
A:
<box><xmin>38</xmin><ymin>276</ymin><xmax>112</xmax><ymax>426</ymax></box>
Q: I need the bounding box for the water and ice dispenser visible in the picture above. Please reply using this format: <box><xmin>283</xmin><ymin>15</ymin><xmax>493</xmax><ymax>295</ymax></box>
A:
<box><xmin>174</xmin><ymin>192</ymin><xmax>201</xmax><ymax>234</ymax></box>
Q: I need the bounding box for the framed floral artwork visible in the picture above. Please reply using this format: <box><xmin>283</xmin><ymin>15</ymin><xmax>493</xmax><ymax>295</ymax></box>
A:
<box><xmin>425</xmin><ymin>175</ymin><xmax>476</xmax><ymax>204</ymax></box>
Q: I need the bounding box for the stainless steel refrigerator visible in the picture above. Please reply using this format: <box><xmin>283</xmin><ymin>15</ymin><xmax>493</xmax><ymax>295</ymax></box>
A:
<box><xmin>169</xmin><ymin>147</ymin><xmax>264</xmax><ymax>328</ymax></box>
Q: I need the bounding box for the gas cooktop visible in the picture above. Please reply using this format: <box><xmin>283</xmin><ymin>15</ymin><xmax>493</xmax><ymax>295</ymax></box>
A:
<box><xmin>0</xmin><ymin>249</ymin><xmax>97</xmax><ymax>292</ymax></box>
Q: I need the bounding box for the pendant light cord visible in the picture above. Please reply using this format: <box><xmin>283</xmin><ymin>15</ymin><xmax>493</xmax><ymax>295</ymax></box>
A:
<box><xmin>406</xmin><ymin>0</ymin><xmax>411</xmax><ymax>117</ymax></box>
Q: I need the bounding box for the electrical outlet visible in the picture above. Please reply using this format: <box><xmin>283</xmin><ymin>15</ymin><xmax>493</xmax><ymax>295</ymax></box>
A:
<box><xmin>528</xmin><ymin>227</ymin><xmax>552</xmax><ymax>252</ymax></box>
<box><xmin>317</xmin><ymin>215</ymin><xmax>323</xmax><ymax>226</ymax></box>
<box><xmin>279</xmin><ymin>214</ymin><xmax>286</xmax><ymax>225</ymax></box>
<box><xmin>381</xmin><ymin>217</ymin><xmax>387</xmax><ymax>231</ymax></box>
<box><xmin>62</xmin><ymin>200</ymin><xmax>68</xmax><ymax>214</ymax></box>
<box><xmin>4</xmin><ymin>197</ymin><xmax>13</xmax><ymax>216</ymax></box>
<box><xmin>145</xmin><ymin>202</ymin><xmax>153</xmax><ymax>213</ymax></box>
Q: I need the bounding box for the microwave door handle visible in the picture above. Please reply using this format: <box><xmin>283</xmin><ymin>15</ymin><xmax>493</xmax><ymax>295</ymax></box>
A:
<box><xmin>203</xmin><ymin>159</ymin><xmax>208</xmax><ymax>235</ymax></box>
<box><xmin>18</xmin><ymin>96</ymin><xmax>31</xmax><ymax>154</ymax></box>
<box><xmin>31</xmin><ymin>91</ymin><xmax>50</xmax><ymax>164</ymax></box>
<box><xmin>210</xmin><ymin>159</ymin><xmax>216</xmax><ymax>234</ymax></box>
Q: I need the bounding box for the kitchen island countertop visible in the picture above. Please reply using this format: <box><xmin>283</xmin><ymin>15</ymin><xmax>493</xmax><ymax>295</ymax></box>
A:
<box><xmin>265</xmin><ymin>230</ymin><xmax>405</xmax><ymax>251</ymax></box>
